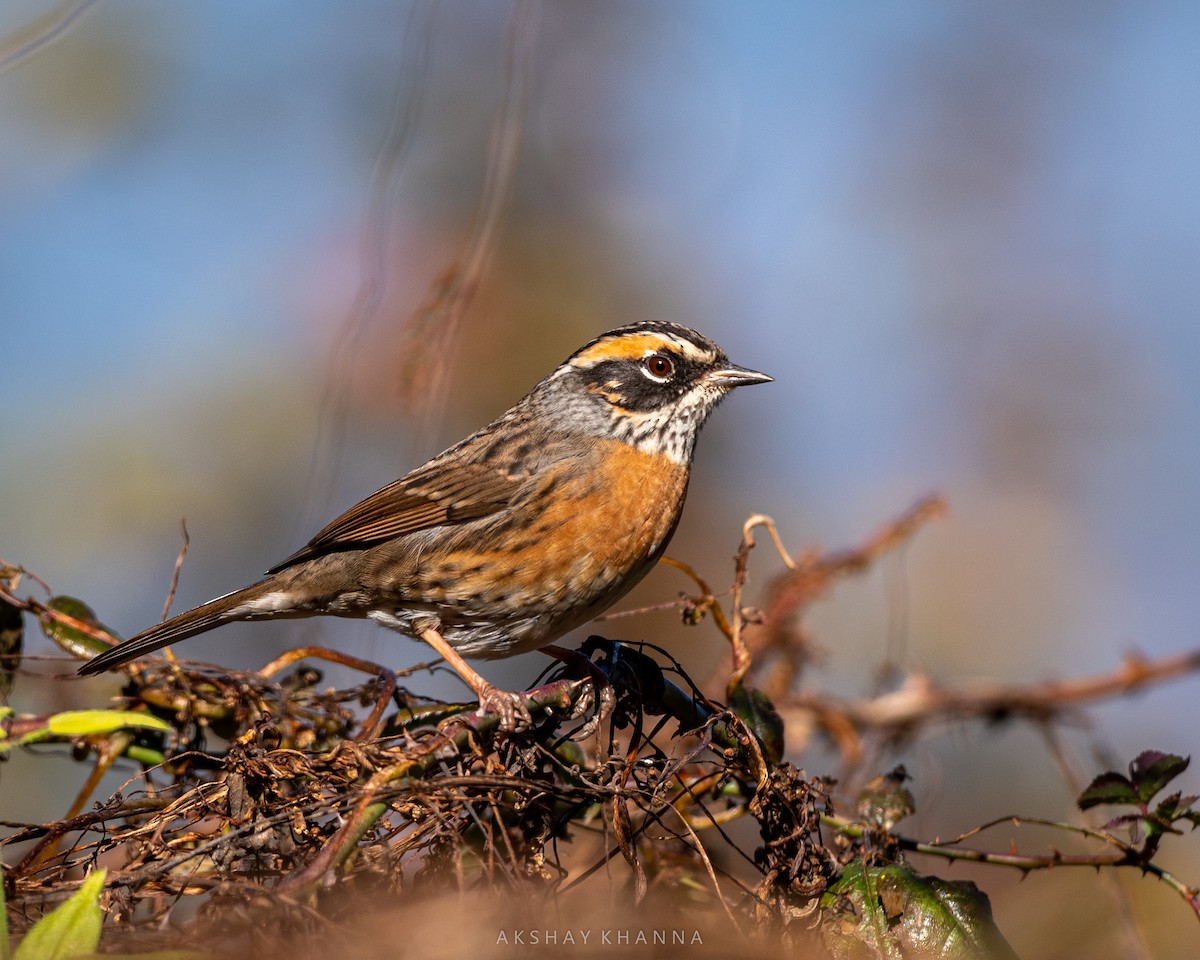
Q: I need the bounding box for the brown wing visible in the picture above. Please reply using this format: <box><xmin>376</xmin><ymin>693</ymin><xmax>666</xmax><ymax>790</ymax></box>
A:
<box><xmin>267</xmin><ymin>457</ymin><xmax>519</xmax><ymax>573</ymax></box>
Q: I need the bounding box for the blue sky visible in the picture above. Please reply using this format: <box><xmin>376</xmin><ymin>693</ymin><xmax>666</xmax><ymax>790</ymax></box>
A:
<box><xmin>3</xmin><ymin>0</ymin><xmax>1200</xmax><ymax>887</ymax></box>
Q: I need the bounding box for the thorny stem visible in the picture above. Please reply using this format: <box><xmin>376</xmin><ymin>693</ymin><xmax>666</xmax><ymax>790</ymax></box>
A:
<box><xmin>785</xmin><ymin>647</ymin><xmax>1200</xmax><ymax>754</ymax></box>
<box><xmin>825</xmin><ymin>813</ymin><xmax>1200</xmax><ymax>922</ymax></box>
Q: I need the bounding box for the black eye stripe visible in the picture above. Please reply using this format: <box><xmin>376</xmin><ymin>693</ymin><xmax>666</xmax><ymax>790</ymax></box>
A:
<box><xmin>574</xmin><ymin>354</ymin><xmax>708</xmax><ymax>412</ymax></box>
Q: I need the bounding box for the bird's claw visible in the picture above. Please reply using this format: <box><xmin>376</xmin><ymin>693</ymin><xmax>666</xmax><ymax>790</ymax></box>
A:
<box><xmin>561</xmin><ymin>676</ymin><xmax>614</xmax><ymax>740</ymax></box>
<box><xmin>476</xmin><ymin>683</ymin><xmax>533</xmax><ymax>732</ymax></box>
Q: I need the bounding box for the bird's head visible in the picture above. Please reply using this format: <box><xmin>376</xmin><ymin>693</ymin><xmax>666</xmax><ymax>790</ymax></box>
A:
<box><xmin>541</xmin><ymin>321</ymin><xmax>772</xmax><ymax>462</ymax></box>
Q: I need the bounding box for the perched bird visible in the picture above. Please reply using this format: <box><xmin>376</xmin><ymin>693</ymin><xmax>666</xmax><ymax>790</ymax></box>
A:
<box><xmin>79</xmin><ymin>321</ymin><xmax>771</xmax><ymax>726</ymax></box>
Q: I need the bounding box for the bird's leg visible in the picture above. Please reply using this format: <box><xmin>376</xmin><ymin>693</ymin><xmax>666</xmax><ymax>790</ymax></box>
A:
<box><xmin>419</xmin><ymin>627</ymin><xmax>532</xmax><ymax>731</ymax></box>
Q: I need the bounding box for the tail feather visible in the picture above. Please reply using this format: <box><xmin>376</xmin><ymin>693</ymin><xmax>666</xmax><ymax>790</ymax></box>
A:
<box><xmin>78</xmin><ymin>580</ymin><xmax>280</xmax><ymax>675</ymax></box>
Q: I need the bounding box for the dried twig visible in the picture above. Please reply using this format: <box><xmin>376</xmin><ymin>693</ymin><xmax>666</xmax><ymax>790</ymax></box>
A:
<box><xmin>161</xmin><ymin>518</ymin><xmax>190</xmax><ymax>622</ymax></box>
<box><xmin>784</xmin><ymin>648</ymin><xmax>1200</xmax><ymax>764</ymax></box>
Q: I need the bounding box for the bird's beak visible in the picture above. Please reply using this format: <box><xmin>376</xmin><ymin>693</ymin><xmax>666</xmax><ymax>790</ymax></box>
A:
<box><xmin>703</xmin><ymin>364</ymin><xmax>773</xmax><ymax>388</ymax></box>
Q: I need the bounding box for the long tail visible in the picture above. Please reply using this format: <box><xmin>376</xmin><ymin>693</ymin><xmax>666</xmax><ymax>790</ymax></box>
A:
<box><xmin>78</xmin><ymin>580</ymin><xmax>285</xmax><ymax>675</ymax></box>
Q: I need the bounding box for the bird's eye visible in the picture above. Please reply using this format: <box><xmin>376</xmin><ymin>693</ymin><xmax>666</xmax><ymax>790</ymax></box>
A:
<box><xmin>643</xmin><ymin>354</ymin><xmax>674</xmax><ymax>380</ymax></box>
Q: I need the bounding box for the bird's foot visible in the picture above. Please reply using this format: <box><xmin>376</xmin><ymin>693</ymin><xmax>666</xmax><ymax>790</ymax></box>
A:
<box><xmin>565</xmin><ymin>678</ymin><xmax>615</xmax><ymax>740</ymax></box>
<box><xmin>541</xmin><ymin>643</ymin><xmax>614</xmax><ymax>739</ymax></box>
<box><xmin>475</xmin><ymin>682</ymin><xmax>533</xmax><ymax>732</ymax></box>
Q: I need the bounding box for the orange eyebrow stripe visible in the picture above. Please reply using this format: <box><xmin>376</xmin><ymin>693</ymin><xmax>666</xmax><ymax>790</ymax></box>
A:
<box><xmin>570</xmin><ymin>333</ymin><xmax>671</xmax><ymax>367</ymax></box>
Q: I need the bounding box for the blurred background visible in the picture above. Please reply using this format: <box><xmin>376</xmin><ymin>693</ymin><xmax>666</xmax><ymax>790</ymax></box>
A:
<box><xmin>2</xmin><ymin>1</ymin><xmax>1199</xmax><ymax>955</ymax></box>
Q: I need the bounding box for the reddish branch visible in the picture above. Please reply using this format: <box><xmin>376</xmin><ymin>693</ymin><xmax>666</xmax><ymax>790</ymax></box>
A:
<box><xmin>738</xmin><ymin>495</ymin><xmax>947</xmax><ymax>700</ymax></box>
<box><xmin>786</xmin><ymin>648</ymin><xmax>1200</xmax><ymax>764</ymax></box>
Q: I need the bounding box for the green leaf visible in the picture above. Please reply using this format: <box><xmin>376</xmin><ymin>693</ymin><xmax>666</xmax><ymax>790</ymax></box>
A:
<box><xmin>1077</xmin><ymin>771</ymin><xmax>1138</xmax><ymax>810</ymax></box>
<box><xmin>1130</xmin><ymin>752</ymin><xmax>1189</xmax><ymax>804</ymax></box>
<box><xmin>1101</xmin><ymin>813</ymin><xmax>1144</xmax><ymax>833</ymax></box>
<box><xmin>0</xmin><ymin>709</ymin><xmax>169</xmax><ymax>755</ymax></box>
<box><xmin>1152</xmin><ymin>792</ymin><xmax>1186</xmax><ymax>821</ymax></box>
<box><xmin>821</xmin><ymin>861</ymin><xmax>1020</xmax><ymax>960</ymax></box>
<box><xmin>39</xmin><ymin>597</ymin><xmax>123</xmax><ymax>659</ymax></box>
<box><xmin>728</xmin><ymin>681</ymin><xmax>785</xmax><ymax>763</ymax></box>
<box><xmin>13</xmin><ymin>869</ymin><xmax>105</xmax><ymax>960</ymax></box>
<box><xmin>45</xmin><ymin>710</ymin><xmax>170</xmax><ymax>737</ymax></box>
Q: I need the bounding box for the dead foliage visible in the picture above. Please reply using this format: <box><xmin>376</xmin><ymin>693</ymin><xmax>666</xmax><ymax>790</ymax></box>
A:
<box><xmin>0</xmin><ymin>626</ymin><xmax>845</xmax><ymax>955</ymax></box>
<box><xmin>3</xmin><ymin>497</ymin><xmax>1200</xmax><ymax>957</ymax></box>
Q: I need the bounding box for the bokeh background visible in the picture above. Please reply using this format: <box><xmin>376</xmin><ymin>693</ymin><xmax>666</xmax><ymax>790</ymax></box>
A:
<box><xmin>3</xmin><ymin>1</ymin><xmax>1200</xmax><ymax>956</ymax></box>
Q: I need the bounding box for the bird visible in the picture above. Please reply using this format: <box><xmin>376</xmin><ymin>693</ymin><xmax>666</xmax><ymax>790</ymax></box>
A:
<box><xmin>79</xmin><ymin>321</ymin><xmax>771</xmax><ymax>727</ymax></box>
